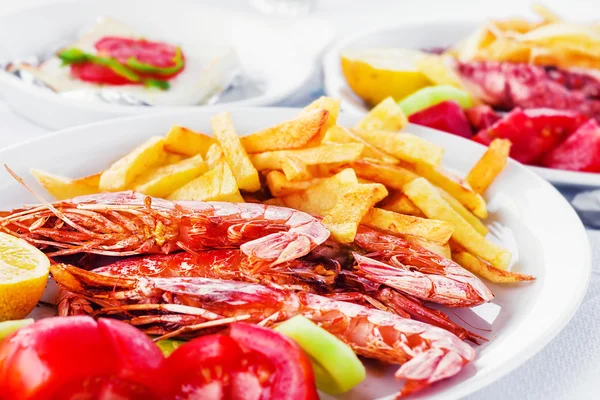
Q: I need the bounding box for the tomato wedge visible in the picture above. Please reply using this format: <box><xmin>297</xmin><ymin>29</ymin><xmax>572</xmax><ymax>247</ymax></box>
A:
<box><xmin>166</xmin><ymin>323</ymin><xmax>318</xmax><ymax>400</ymax></box>
<box><xmin>0</xmin><ymin>316</ymin><xmax>168</xmax><ymax>400</ymax></box>
<box><xmin>230</xmin><ymin>323</ymin><xmax>318</xmax><ymax>400</ymax></box>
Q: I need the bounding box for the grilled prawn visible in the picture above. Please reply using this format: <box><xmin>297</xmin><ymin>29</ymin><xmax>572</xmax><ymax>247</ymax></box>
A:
<box><xmin>50</xmin><ymin>263</ymin><xmax>475</xmax><ymax>397</ymax></box>
<box><xmin>0</xmin><ymin>191</ymin><xmax>329</xmax><ymax>265</ymax></box>
<box><xmin>55</xmin><ymin>251</ymin><xmax>484</xmax><ymax>342</ymax></box>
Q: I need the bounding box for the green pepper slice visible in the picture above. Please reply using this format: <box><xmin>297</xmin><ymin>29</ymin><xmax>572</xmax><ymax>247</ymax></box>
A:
<box><xmin>156</xmin><ymin>338</ymin><xmax>185</xmax><ymax>356</ymax></box>
<box><xmin>275</xmin><ymin>315</ymin><xmax>366</xmax><ymax>394</ymax></box>
<box><xmin>398</xmin><ymin>84</ymin><xmax>473</xmax><ymax>116</ymax></box>
<box><xmin>0</xmin><ymin>318</ymin><xmax>34</xmax><ymax>340</ymax></box>
<box><xmin>126</xmin><ymin>47</ymin><xmax>184</xmax><ymax>76</ymax></box>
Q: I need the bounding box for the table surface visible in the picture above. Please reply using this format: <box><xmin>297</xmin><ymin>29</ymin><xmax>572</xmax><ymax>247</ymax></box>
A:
<box><xmin>1</xmin><ymin>1</ymin><xmax>599</xmax><ymax>399</ymax></box>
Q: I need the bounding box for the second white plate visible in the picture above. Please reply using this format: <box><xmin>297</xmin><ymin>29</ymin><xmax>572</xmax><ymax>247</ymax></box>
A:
<box><xmin>323</xmin><ymin>20</ymin><xmax>600</xmax><ymax>188</ymax></box>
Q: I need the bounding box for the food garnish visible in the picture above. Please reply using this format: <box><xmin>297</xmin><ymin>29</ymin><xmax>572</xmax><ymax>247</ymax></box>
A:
<box><xmin>0</xmin><ymin>232</ymin><xmax>49</xmax><ymax>321</ymax></box>
<box><xmin>0</xmin><ymin>318</ymin><xmax>33</xmax><ymax>340</ymax></box>
<box><xmin>398</xmin><ymin>84</ymin><xmax>473</xmax><ymax>116</ymax></box>
<box><xmin>275</xmin><ymin>315</ymin><xmax>366</xmax><ymax>394</ymax></box>
<box><xmin>1</xmin><ymin>96</ymin><xmax>534</xmax><ymax>397</ymax></box>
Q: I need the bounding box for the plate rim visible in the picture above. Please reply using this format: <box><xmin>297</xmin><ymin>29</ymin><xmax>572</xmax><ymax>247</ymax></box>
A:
<box><xmin>0</xmin><ymin>107</ymin><xmax>592</xmax><ymax>400</ymax></box>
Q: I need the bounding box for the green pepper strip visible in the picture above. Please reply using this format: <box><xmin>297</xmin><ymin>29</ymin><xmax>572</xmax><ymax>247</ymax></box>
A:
<box><xmin>156</xmin><ymin>338</ymin><xmax>185</xmax><ymax>356</ymax></box>
<box><xmin>58</xmin><ymin>48</ymin><xmax>170</xmax><ymax>90</ymax></box>
<box><xmin>275</xmin><ymin>315</ymin><xmax>366</xmax><ymax>394</ymax></box>
<box><xmin>0</xmin><ymin>318</ymin><xmax>34</xmax><ymax>341</ymax></box>
<box><xmin>126</xmin><ymin>47</ymin><xmax>184</xmax><ymax>75</ymax></box>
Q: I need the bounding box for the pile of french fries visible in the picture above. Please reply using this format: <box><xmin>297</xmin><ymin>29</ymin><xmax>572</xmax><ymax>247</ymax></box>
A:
<box><xmin>32</xmin><ymin>96</ymin><xmax>533</xmax><ymax>283</ymax></box>
<box><xmin>448</xmin><ymin>4</ymin><xmax>600</xmax><ymax>71</ymax></box>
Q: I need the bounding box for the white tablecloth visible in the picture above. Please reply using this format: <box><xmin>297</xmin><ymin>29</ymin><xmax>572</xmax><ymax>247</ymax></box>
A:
<box><xmin>1</xmin><ymin>0</ymin><xmax>599</xmax><ymax>399</ymax></box>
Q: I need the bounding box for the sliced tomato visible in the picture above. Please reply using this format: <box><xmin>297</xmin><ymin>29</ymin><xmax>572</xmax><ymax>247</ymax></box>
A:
<box><xmin>166</xmin><ymin>334</ymin><xmax>245</xmax><ymax>399</ymax></box>
<box><xmin>70</xmin><ymin>62</ymin><xmax>135</xmax><ymax>85</ymax></box>
<box><xmin>166</xmin><ymin>323</ymin><xmax>318</xmax><ymax>400</ymax></box>
<box><xmin>96</xmin><ymin>36</ymin><xmax>184</xmax><ymax>79</ymax></box>
<box><xmin>230</xmin><ymin>323</ymin><xmax>318</xmax><ymax>400</ymax></box>
<box><xmin>0</xmin><ymin>316</ymin><xmax>167</xmax><ymax>400</ymax></box>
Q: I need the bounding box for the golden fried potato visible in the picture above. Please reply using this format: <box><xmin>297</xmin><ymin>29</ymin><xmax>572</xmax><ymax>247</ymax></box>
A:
<box><xmin>281</xmin><ymin>168</ymin><xmax>358</xmax><ymax>215</ymax></box>
<box><xmin>31</xmin><ymin>169</ymin><xmax>100</xmax><ymax>200</ymax></box>
<box><xmin>250</xmin><ymin>144</ymin><xmax>364</xmax><ymax>171</ymax></box>
<box><xmin>348</xmin><ymin>160</ymin><xmax>419</xmax><ymax>190</ymax></box>
<box><xmin>361</xmin><ymin>207</ymin><xmax>454</xmax><ymax>244</ymax></box>
<box><xmin>453</xmin><ymin>251</ymin><xmax>535</xmax><ymax>283</ymax></box>
<box><xmin>379</xmin><ymin>191</ymin><xmax>423</xmax><ymax>216</ymax></box>
<box><xmin>266</xmin><ymin>171</ymin><xmax>323</xmax><ymax>197</ymax></box>
<box><xmin>241</xmin><ymin>109</ymin><xmax>328</xmax><ymax>153</ymax></box>
<box><xmin>437</xmin><ymin>189</ymin><xmax>488</xmax><ymax>236</ymax></box>
<box><xmin>167</xmin><ymin>162</ymin><xmax>243</xmax><ymax>202</ymax></box>
<box><xmin>352</xmin><ymin>129</ymin><xmax>443</xmax><ymax>167</ymax></box>
<box><xmin>355</xmin><ymin>97</ymin><xmax>407</xmax><ymax>132</ymax></box>
<box><xmin>99</xmin><ymin>136</ymin><xmax>166</xmax><ymax>191</ymax></box>
<box><xmin>164</xmin><ymin>125</ymin><xmax>215</xmax><ymax>157</ymax></box>
<box><xmin>263</xmin><ymin>197</ymin><xmax>287</xmax><ymax>207</ymax></box>
<box><xmin>300</xmin><ymin>96</ymin><xmax>340</xmax><ymax>132</ymax></box>
<box><xmin>400</xmin><ymin>161</ymin><xmax>487</xmax><ymax>219</ymax></box>
<box><xmin>280</xmin><ymin>156</ymin><xmax>311</xmax><ymax>181</ymax></box>
<box><xmin>323</xmin><ymin>183</ymin><xmax>388</xmax><ymax>243</ymax></box>
<box><xmin>467</xmin><ymin>139</ymin><xmax>511</xmax><ymax>195</ymax></box>
<box><xmin>531</xmin><ymin>3</ymin><xmax>562</xmax><ymax>23</ymax></box>
<box><xmin>323</xmin><ymin>126</ymin><xmax>398</xmax><ymax>164</ymax></box>
<box><xmin>211</xmin><ymin>112</ymin><xmax>261</xmax><ymax>192</ymax></box>
<box><xmin>133</xmin><ymin>154</ymin><xmax>207</xmax><ymax>198</ymax></box>
<box><xmin>404</xmin><ymin>178</ymin><xmax>510</xmax><ymax>269</ymax></box>
<box><xmin>205</xmin><ymin>143</ymin><xmax>225</xmax><ymax>169</ymax></box>
<box><xmin>165</xmin><ymin>153</ymin><xmax>185</xmax><ymax>164</ymax></box>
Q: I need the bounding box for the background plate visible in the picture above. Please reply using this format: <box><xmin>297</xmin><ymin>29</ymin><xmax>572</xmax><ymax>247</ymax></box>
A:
<box><xmin>322</xmin><ymin>20</ymin><xmax>600</xmax><ymax>188</ymax></box>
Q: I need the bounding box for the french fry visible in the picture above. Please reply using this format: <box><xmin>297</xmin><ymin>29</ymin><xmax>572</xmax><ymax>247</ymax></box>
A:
<box><xmin>167</xmin><ymin>162</ymin><xmax>243</xmax><ymax>202</ymax></box>
<box><xmin>404</xmin><ymin>178</ymin><xmax>510</xmax><ymax>269</ymax></box>
<box><xmin>531</xmin><ymin>3</ymin><xmax>562</xmax><ymax>24</ymax></box>
<box><xmin>281</xmin><ymin>168</ymin><xmax>358</xmax><ymax>216</ymax></box>
<box><xmin>74</xmin><ymin>173</ymin><xmax>101</xmax><ymax>188</ymax></box>
<box><xmin>165</xmin><ymin>153</ymin><xmax>185</xmax><ymax>164</ymax></box>
<box><xmin>406</xmin><ymin>236</ymin><xmax>452</xmax><ymax>259</ymax></box>
<box><xmin>361</xmin><ymin>208</ymin><xmax>454</xmax><ymax>244</ymax></box>
<box><xmin>300</xmin><ymin>96</ymin><xmax>341</xmax><ymax>132</ymax></box>
<box><xmin>211</xmin><ymin>112</ymin><xmax>261</xmax><ymax>192</ymax></box>
<box><xmin>352</xmin><ymin>129</ymin><xmax>443</xmax><ymax>167</ymax></box>
<box><xmin>99</xmin><ymin>136</ymin><xmax>166</xmax><ymax>191</ymax></box>
<box><xmin>355</xmin><ymin>97</ymin><xmax>408</xmax><ymax>131</ymax></box>
<box><xmin>266</xmin><ymin>171</ymin><xmax>324</xmax><ymax>197</ymax></box>
<box><xmin>379</xmin><ymin>191</ymin><xmax>423</xmax><ymax>216</ymax></box>
<box><xmin>466</xmin><ymin>139</ymin><xmax>511</xmax><ymax>194</ymax></box>
<box><xmin>250</xmin><ymin>144</ymin><xmax>364</xmax><ymax>171</ymax></box>
<box><xmin>240</xmin><ymin>109</ymin><xmax>328</xmax><ymax>153</ymax></box>
<box><xmin>280</xmin><ymin>156</ymin><xmax>311</xmax><ymax>181</ymax></box>
<box><xmin>133</xmin><ymin>154</ymin><xmax>207</xmax><ymax>198</ymax></box>
<box><xmin>31</xmin><ymin>169</ymin><xmax>100</xmax><ymax>200</ymax></box>
<box><xmin>323</xmin><ymin>183</ymin><xmax>388</xmax><ymax>243</ymax></box>
<box><xmin>400</xmin><ymin>161</ymin><xmax>488</xmax><ymax>219</ymax></box>
<box><xmin>205</xmin><ymin>143</ymin><xmax>225</xmax><ymax>169</ymax></box>
<box><xmin>164</xmin><ymin>125</ymin><xmax>215</xmax><ymax>157</ymax></box>
<box><xmin>263</xmin><ymin>198</ymin><xmax>287</xmax><ymax>207</ymax></box>
<box><xmin>453</xmin><ymin>251</ymin><xmax>535</xmax><ymax>283</ymax></box>
<box><xmin>437</xmin><ymin>189</ymin><xmax>488</xmax><ymax>236</ymax></box>
<box><xmin>348</xmin><ymin>160</ymin><xmax>419</xmax><ymax>190</ymax></box>
<box><xmin>323</xmin><ymin>126</ymin><xmax>399</xmax><ymax>164</ymax></box>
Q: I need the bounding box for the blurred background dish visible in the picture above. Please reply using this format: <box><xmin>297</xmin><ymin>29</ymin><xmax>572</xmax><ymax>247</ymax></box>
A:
<box><xmin>324</xmin><ymin>9</ymin><xmax>600</xmax><ymax>187</ymax></box>
<box><xmin>0</xmin><ymin>0</ymin><xmax>333</xmax><ymax>129</ymax></box>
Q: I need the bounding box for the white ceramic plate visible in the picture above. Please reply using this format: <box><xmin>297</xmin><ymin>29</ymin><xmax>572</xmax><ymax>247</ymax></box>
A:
<box><xmin>0</xmin><ymin>109</ymin><xmax>590</xmax><ymax>399</ymax></box>
<box><xmin>323</xmin><ymin>21</ymin><xmax>600</xmax><ymax>189</ymax></box>
<box><xmin>0</xmin><ymin>0</ymin><xmax>332</xmax><ymax>129</ymax></box>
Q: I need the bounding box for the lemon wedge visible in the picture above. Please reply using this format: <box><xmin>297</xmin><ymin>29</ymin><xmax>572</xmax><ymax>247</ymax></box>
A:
<box><xmin>341</xmin><ymin>48</ymin><xmax>431</xmax><ymax>106</ymax></box>
<box><xmin>0</xmin><ymin>232</ymin><xmax>49</xmax><ymax>321</ymax></box>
